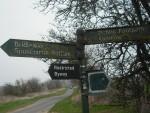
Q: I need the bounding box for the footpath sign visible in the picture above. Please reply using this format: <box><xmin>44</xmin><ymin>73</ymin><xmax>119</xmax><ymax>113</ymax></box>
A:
<box><xmin>48</xmin><ymin>64</ymin><xmax>80</xmax><ymax>79</ymax></box>
<box><xmin>1</xmin><ymin>39</ymin><xmax>77</xmax><ymax>59</ymax></box>
<box><xmin>88</xmin><ymin>71</ymin><xmax>110</xmax><ymax>94</ymax></box>
<box><xmin>84</xmin><ymin>25</ymin><xmax>150</xmax><ymax>44</ymax></box>
<box><xmin>1</xmin><ymin>24</ymin><xmax>149</xmax><ymax>113</ymax></box>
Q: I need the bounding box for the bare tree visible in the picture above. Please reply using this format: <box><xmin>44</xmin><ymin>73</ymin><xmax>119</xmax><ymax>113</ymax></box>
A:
<box><xmin>27</xmin><ymin>78</ymin><xmax>42</xmax><ymax>93</ymax></box>
<box><xmin>36</xmin><ymin>0</ymin><xmax>150</xmax><ymax>112</ymax></box>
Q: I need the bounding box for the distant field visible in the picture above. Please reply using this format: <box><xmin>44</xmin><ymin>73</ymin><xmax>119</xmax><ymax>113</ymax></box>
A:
<box><xmin>0</xmin><ymin>88</ymin><xmax>63</xmax><ymax>103</ymax></box>
<box><xmin>0</xmin><ymin>88</ymin><xmax>66</xmax><ymax>113</ymax></box>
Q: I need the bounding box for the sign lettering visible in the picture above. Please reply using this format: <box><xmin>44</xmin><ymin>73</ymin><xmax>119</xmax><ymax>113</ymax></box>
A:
<box><xmin>48</xmin><ymin>64</ymin><xmax>80</xmax><ymax>79</ymax></box>
<box><xmin>85</xmin><ymin>25</ymin><xmax>150</xmax><ymax>44</ymax></box>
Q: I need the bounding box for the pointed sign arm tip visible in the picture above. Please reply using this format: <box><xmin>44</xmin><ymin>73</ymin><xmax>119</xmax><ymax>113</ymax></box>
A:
<box><xmin>0</xmin><ymin>45</ymin><xmax>3</xmax><ymax>49</ymax></box>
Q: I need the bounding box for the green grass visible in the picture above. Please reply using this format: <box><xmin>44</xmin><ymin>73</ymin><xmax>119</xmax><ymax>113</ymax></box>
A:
<box><xmin>50</xmin><ymin>97</ymin><xmax>82</xmax><ymax>113</ymax></box>
<box><xmin>0</xmin><ymin>99</ymin><xmax>35</xmax><ymax>113</ymax></box>
<box><xmin>49</xmin><ymin>88</ymin><xmax>81</xmax><ymax>113</ymax></box>
<box><xmin>90</xmin><ymin>104</ymin><xmax>133</xmax><ymax>113</ymax></box>
<box><xmin>49</xmin><ymin>89</ymin><xmax>133</xmax><ymax>113</ymax></box>
<box><xmin>50</xmin><ymin>102</ymin><xmax>132</xmax><ymax>113</ymax></box>
<box><xmin>0</xmin><ymin>88</ymin><xmax>66</xmax><ymax>113</ymax></box>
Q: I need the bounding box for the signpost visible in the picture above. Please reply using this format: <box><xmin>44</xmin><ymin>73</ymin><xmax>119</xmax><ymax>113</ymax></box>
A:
<box><xmin>76</xmin><ymin>29</ymin><xmax>89</xmax><ymax>113</ymax></box>
<box><xmin>84</xmin><ymin>25</ymin><xmax>150</xmax><ymax>44</ymax></box>
<box><xmin>1</xmin><ymin>24</ymin><xmax>149</xmax><ymax>113</ymax></box>
<box><xmin>1</xmin><ymin>39</ymin><xmax>77</xmax><ymax>59</ymax></box>
<box><xmin>88</xmin><ymin>71</ymin><xmax>110</xmax><ymax>94</ymax></box>
<box><xmin>48</xmin><ymin>64</ymin><xmax>80</xmax><ymax>79</ymax></box>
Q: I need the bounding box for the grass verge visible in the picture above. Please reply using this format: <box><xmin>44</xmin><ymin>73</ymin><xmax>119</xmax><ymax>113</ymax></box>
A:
<box><xmin>49</xmin><ymin>89</ymin><xmax>133</xmax><ymax>113</ymax></box>
<box><xmin>0</xmin><ymin>88</ymin><xmax>66</xmax><ymax>113</ymax></box>
<box><xmin>49</xmin><ymin>88</ymin><xmax>81</xmax><ymax>113</ymax></box>
<box><xmin>90</xmin><ymin>104</ymin><xmax>133</xmax><ymax>113</ymax></box>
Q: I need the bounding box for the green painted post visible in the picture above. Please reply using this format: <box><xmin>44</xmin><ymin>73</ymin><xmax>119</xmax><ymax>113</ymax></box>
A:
<box><xmin>76</xmin><ymin>28</ymin><xmax>89</xmax><ymax>113</ymax></box>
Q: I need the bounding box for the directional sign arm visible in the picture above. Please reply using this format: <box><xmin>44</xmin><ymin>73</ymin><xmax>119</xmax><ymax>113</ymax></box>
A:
<box><xmin>1</xmin><ymin>39</ymin><xmax>13</xmax><ymax>56</ymax></box>
<box><xmin>84</xmin><ymin>25</ymin><xmax>150</xmax><ymax>44</ymax></box>
<box><xmin>1</xmin><ymin>39</ymin><xmax>77</xmax><ymax>59</ymax></box>
<box><xmin>48</xmin><ymin>64</ymin><xmax>80</xmax><ymax>80</ymax></box>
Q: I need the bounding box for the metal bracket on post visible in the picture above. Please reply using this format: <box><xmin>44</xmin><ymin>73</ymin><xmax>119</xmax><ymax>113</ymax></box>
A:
<box><xmin>80</xmin><ymin>72</ymin><xmax>89</xmax><ymax>95</ymax></box>
<box><xmin>76</xmin><ymin>28</ymin><xmax>89</xmax><ymax>113</ymax></box>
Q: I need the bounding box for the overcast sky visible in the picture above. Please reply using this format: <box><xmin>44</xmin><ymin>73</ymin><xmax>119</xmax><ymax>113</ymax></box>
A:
<box><xmin>0</xmin><ymin>0</ymin><xmax>55</xmax><ymax>85</ymax></box>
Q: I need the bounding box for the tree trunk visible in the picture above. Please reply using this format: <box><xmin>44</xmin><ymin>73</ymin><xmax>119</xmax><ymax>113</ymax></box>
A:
<box><xmin>136</xmin><ymin>98</ymin><xmax>142</xmax><ymax>113</ymax></box>
<box><xmin>141</xmin><ymin>98</ymin><xmax>150</xmax><ymax>113</ymax></box>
